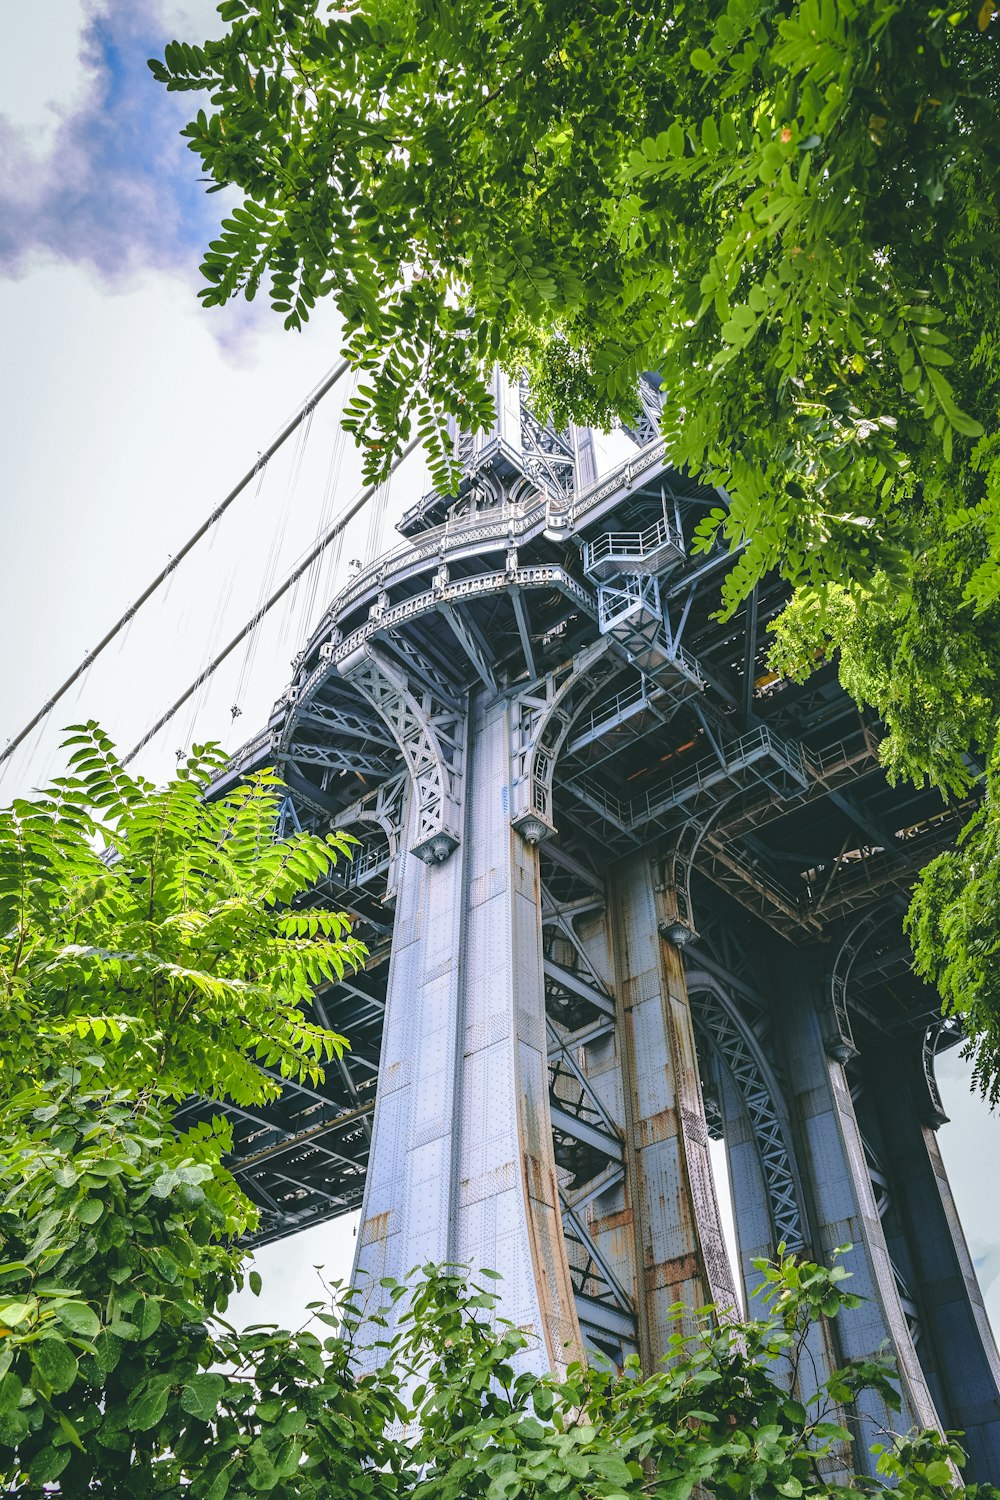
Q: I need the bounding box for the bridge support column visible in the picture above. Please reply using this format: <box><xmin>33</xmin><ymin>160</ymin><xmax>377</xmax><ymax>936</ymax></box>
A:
<box><xmin>352</xmin><ymin>690</ymin><xmax>583</xmax><ymax>1373</ymax></box>
<box><xmin>609</xmin><ymin>852</ymin><xmax>737</xmax><ymax>1368</ymax></box>
<box><xmin>861</xmin><ymin>1039</ymin><xmax>1000</xmax><ymax>1482</ymax></box>
<box><xmin>772</xmin><ymin>953</ymin><xmax>940</xmax><ymax>1471</ymax></box>
<box><xmin>349</xmin><ymin>773</ymin><xmax>467</xmax><ymax>1301</ymax></box>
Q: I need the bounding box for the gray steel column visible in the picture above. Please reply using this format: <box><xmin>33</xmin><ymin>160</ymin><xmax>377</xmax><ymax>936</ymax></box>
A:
<box><xmin>609</xmin><ymin>851</ymin><xmax>738</xmax><ymax>1367</ymax></box>
<box><xmin>451</xmin><ymin>691</ymin><xmax>583</xmax><ymax>1369</ymax></box>
<box><xmin>350</xmin><ymin>781</ymin><xmax>468</xmax><ymax>1306</ymax></box>
<box><xmin>772</xmin><ymin>952</ymin><xmax>940</xmax><ymax>1471</ymax></box>
<box><xmin>863</xmin><ymin>1040</ymin><xmax>1000</xmax><ymax>1482</ymax></box>
<box><xmin>352</xmin><ymin>690</ymin><xmax>584</xmax><ymax>1373</ymax></box>
<box><xmin>714</xmin><ymin>1059</ymin><xmax>774</xmax><ymax>1290</ymax></box>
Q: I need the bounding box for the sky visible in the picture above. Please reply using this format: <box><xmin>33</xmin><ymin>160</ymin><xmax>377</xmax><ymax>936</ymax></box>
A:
<box><xmin>2</xmin><ymin>0</ymin><xmax>999</xmax><ymax>1344</ymax></box>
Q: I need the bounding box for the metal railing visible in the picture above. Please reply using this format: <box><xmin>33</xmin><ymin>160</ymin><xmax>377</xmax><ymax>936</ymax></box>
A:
<box><xmin>567</xmin><ymin>726</ymin><xmax>809</xmax><ymax>833</ymax></box>
<box><xmin>312</xmin><ymin>436</ymin><xmax>671</xmax><ymax>641</ymax></box>
<box><xmin>582</xmin><ymin>514</ymin><xmax>682</xmax><ymax>577</ymax></box>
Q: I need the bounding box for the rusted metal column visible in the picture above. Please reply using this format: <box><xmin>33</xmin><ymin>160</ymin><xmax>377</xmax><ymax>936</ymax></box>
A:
<box><xmin>609</xmin><ymin>849</ymin><xmax>738</xmax><ymax>1369</ymax></box>
<box><xmin>352</xmin><ymin>689</ymin><xmax>584</xmax><ymax>1373</ymax></box>
<box><xmin>451</xmin><ymin>691</ymin><xmax>584</xmax><ymax>1372</ymax></box>
<box><xmin>860</xmin><ymin>1037</ymin><xmax>1000</xmax><ymax>1483</ymax></box>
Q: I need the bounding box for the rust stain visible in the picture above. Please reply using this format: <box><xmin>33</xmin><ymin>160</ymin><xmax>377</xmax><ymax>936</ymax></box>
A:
<box><xmin>636</xmin><ymin>1105</ymin><xmax>678</xmax><ymax>1149</ymax></box>
<box><xmin>360</xmin><ymin>1210</ymin><xmax>390</xmax><ymax>1247</ymax></box>
<box><xmin>520</xmin><ymin>1147</ymin><xmax>587</xmax><ymax>1375</ymax></box>
<box><xmin>594</xmin><ymin>1207</ymin><xmax>633</xmax><ymax>1234</ymax></box>
<box><xmin>645</xmin><ymin>1252</ymin><xmax>701</xmax><ymax>1291</ymax></box>
<box><xmin>523</xmin><ymin>1151</ymin><xmax>548</xmax><ymax>1199</ymax></box>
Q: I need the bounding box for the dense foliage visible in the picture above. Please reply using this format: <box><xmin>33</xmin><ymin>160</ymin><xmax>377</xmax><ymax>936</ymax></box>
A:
<box><xmin>0</xmin><ymin>728</ymin><xmax>361</xmax><ymax>1488</ymax></box>
<box><xmin>153</xmin><ymin>0</ymin><xmax>1000</xmax><ymax>1093</ymax></box>
<box><xmin>0</xmin><ymin>723</ymin><xmax>361</xmax><ymax>1109</ymax></box>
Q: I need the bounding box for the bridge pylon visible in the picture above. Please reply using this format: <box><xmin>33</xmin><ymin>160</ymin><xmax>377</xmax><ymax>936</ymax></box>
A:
<box><xmin>208</xmin><ymin>371</ymin><xmax>1000</xmax><ymax>1480</ymax></box>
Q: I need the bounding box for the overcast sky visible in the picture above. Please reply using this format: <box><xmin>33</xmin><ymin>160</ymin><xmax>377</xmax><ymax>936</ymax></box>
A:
<box><xmin>2</xmin><ymin>0</ymin><xmax>998</xmax><ymax>1343</ymax></box>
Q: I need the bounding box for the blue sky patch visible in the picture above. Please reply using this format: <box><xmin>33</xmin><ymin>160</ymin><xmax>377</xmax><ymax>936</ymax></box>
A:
<box><xmin>0</xmin><ymin>4</ymin><xmax>231</xmax><ymax>283</ymax></box>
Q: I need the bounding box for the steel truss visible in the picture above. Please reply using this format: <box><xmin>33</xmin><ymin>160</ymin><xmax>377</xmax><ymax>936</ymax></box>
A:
<box><xmin>687</xmin><ymin>975</ymin><xmax>807</xmax><ymax>1253</ymax></box>
<box><xmin>199</xmin><ymin>374</ymin><xmax>1000</xmax><ymax>1481</ymax></box>
<box><xmin>539</xmin><ymin>850</ymin><xmax>639</xmax><ymax>1360</ymax></box>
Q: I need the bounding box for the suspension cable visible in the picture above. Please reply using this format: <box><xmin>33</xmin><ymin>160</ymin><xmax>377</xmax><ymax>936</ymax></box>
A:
<box><xmin>0</xmin><ymin>358</ymin><xmax>352</xmax><ymax>769</ymax></box>
<box><xmin>122</xmin><ymin>435</ymin><xmax>422</xmax><ymax>766</ymax></box>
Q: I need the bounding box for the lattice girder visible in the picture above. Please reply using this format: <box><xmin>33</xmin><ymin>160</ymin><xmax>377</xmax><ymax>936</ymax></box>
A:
<box><xmin>337</xmin><ymin>642</ymin><xmax>464</xmax><ymax>864</ymax></box>
<box><xmin>687</xmin><ymin>974</ymin><xmax>807</xmax><ymax>1253</ymax></box>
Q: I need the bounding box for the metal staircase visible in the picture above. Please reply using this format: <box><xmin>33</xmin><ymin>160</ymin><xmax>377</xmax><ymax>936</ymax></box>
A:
<box><xmin>583</xmin><ymin>511</ymin><xmax>704</xmax><ymax>714</ymax></box>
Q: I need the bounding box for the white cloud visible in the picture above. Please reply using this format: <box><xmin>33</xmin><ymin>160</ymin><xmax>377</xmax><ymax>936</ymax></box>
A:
<box><xmin>0</xmin><ymin>0</ymin><xmax>97</xmax><ymax>156</ymax></box>
<box><xmin>158</xmin><ymin>0</ymin><xmax>227</xmax><ymax>36</ymax></box>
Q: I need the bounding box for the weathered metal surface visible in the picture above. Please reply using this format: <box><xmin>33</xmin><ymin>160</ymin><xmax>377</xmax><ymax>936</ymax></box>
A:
<box><xmin>352</xmin><ymin>692</ymin><xmax>584</xmax><ymax>1373</ymax></box>
<box><xmin>609</xmin><ymin>852</ymin><xmax>737</xmax><ymax>1361</ymax></box>
<box><xmin>767</xmin><ymin>949</ymin><xmax>941</xmax><ymax>1474</ymax></box>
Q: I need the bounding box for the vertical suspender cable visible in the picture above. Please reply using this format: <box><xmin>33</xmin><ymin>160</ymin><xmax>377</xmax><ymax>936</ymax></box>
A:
<box><xmin>121</xmin><ymin>436</ymin><xmax>421</xmax><ymax>766</ymax></box>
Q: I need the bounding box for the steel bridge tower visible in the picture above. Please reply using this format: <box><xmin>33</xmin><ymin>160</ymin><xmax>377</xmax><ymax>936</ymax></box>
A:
<box><xmin>203</xmin><ymin>371</ymin><xmax>1000</xmax><ymax>1480</ymax></box>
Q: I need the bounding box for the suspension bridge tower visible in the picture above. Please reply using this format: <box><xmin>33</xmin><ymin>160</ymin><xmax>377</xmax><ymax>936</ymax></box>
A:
<box><xmin>203</xmin><ymin>371</ymin><xmax>1000</xmax><ymax>1481</ymax></box>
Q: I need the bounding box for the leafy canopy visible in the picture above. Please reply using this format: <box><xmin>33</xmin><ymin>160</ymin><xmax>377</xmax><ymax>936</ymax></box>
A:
<box><xmin>152</xmin><ymin>0</ymin><xmax>997</xmax><ymax>606</ymax></box>
<box><xmin>1</xmin><ymin>1088</ymin><xmax>991</xmax><ymax>1497</ymax></box>
<box><xmin>0</xmin><ymin>726</ymin><xmax>368</xmax><ymax>1490</ymax></box>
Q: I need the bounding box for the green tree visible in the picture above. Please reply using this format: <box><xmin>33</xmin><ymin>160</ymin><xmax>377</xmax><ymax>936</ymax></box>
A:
<box><xmin>0</xmin><ymin>726</ymin><xmax>364</xmax><ymax>1488</ymax></box>
<box><xmin>152</xmin><ymin>0</ymin><xmax>1000</xmax><ymax>1093</ymax></box>
<box><xmin>149</xmin><ymin>0</ymin><xmax>997</xmax><ymax>594</ymax></box>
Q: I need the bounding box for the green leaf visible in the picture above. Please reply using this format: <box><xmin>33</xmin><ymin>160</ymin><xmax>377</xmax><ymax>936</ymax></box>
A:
<box><xmin>246</xmin><ymin>1438</ymin><xmax>279</xmax><ymax>1489</ymax></box>
<box><xmin>0</xmin><ymin>1300</ymin><xmax>33</xmax><ymax>1328</ymax></box>
<box><xmin>202</xmin><ymin>1466</ymin><xmax>234</xmax><ymax>1500</ymax></box>
<box><xmin>0</xmin><ymin>1408</ymin><xmax>29</xmax><ymax>1445</ymax></box>
<box><xmin>690</xmin><ymin>48</ymin><xmax>713</xmax><ymax>71</ymax></box>
<box><xmin>138</xmin><ymin>1297</ymin><xmax>162</xmax><ymax>1340</ymax></box>
<box><xmin>590</xmin><ymin>1453</ymin><xmax>634</xmax><ymax>1485</ymax></box>
<box><xmin>55</xmin><ymin>1301</ymin><xmax>101</xmax><ymax>1337</ymax></box>
<box><xmin>92</xmin><ymin>1330</ymin><xmax>122</xmax><ymax>1374</ymax></box>
<box><xmin>950</xmin><ymin>408</ymin><xmax>985</xmax><ymax>438</ymax></box>
<box><xmin>0</xmin><ymin>1373</ymin><xmax>23</xmax><ymax>1417</ymax></box>
<box><xmin>57</xmin><ymin>1412</ymin><xmax>85</xmax><ymax>1450</ymax></box>
<box><xmin>29</xmin><ymin>1445</ymin><xmax>72</xmax><ymax>1485</ymax></box>
<box><xmin>129</xmin><ymin>1373</ymin><xmax>174</xmax><ymax>1430</ymax></box>
<box><xmin>181</xmin><ymin>1372</ymin><xmax>226</xmax><ymax>1422</ymax></box>
<box><xmin>31</xmin><ymin>1337</ymin><xmax>79</xmax><ymax>1394</ymax></box>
